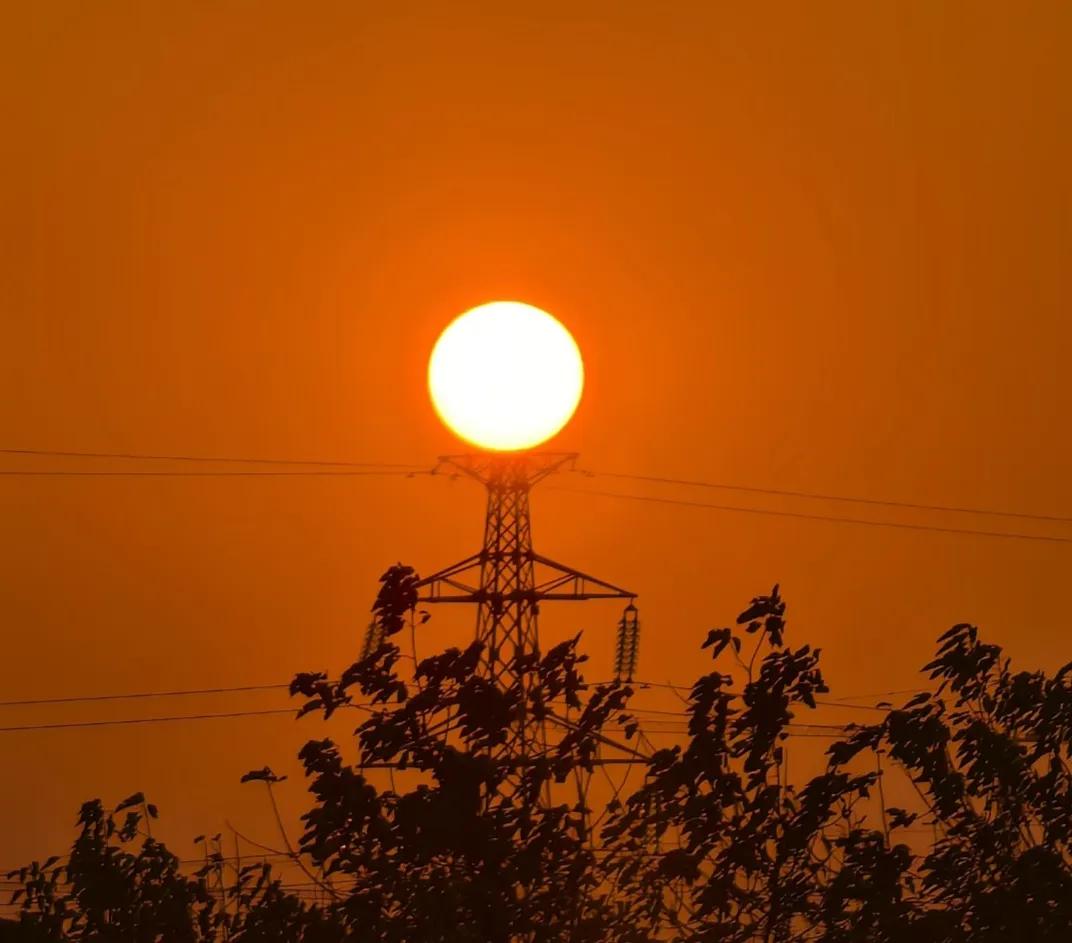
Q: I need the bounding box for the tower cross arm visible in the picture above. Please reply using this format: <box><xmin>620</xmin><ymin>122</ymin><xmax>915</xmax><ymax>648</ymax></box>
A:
<box><xmin>544</xmin><ymin>710</ymin><xmax>651</xmax><ymax>761</ymax></box>
<box><xmin>414</xmin><ymin>552</ymin><xmax>483</xmax><ymax>602</ymax></box>
<box><xmin>433</xmin><ymin>452</ymin><xmax>579</xmax><ymax>488</ymax></box>
<box><xmin>530</xmin><ymin>552</ymin><xmax>636</xmax><ymax>601</ymax></box>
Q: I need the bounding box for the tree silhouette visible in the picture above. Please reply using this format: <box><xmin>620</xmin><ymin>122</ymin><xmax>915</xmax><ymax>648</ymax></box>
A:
<box><xmin>7</xmin><ymin>566</ymin><xmax>1072</xmax><ymax>941</ymax></box>
<box><xmin>6</xmin><ymin>794</ymin><xmax>218</xmax><ymax>942</ymax></box>
<box><xmin>828</xmin><ymin>621</ymin><xmax>1072</xmax><ymax>941</ymax></box>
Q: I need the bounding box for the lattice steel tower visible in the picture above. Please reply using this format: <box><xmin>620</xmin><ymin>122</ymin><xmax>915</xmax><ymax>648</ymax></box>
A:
<box><xmin>415</xmin><ymin>452</ymin><xmax>636</xmax><ymax>757</ymax></box>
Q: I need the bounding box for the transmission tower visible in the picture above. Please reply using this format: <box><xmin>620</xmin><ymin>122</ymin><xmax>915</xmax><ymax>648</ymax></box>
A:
<box><xmin>415</xmin><ymin>451</ymin><xmax>637</xmax><ymax>759</ymax></box>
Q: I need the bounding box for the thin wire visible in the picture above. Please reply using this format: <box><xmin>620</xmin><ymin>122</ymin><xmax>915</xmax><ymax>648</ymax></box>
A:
<box><xmin>0</xmin><ymin>683</ymin><xmax>289</xmax><ymax>709</ymax></box>
<box><xmin>576</xmin><ymin>469</ymin><xmax>1072</xmax><ymax>525</ymax></box>
<box><xmin>550</xmin><ymin>486</ymin><xmax>1072</xmax><ymax>545</ymax></box>
<box><xmin>0</xmin><ymin>448</ymin><xmax>424</xmax><ymax>470</ymax></box>
<box><xmin>0</xmin><ymin>708</ymin><xmax>298</xmax><ymax>733</ymax></box>
<box><xmin>0</xmin><ymin>470</ymin><xmax>426</xmax><ymax>478</ymax></box>
<box><xmin>0</xmin><ymin>683</ymin><xmax>692</xmax><ymax>721</ymax></box>
<box><xmin>225</xmin><ymin>820</ymin><xmax>289</xmax><ymax>859</ymax></box>
<box><xmin>11</xmin><ymin>447</ymin><xmax>1067</xmax><ymax>523</ymax></box>
<box><xmin>631</xmin><ymin>729</ymin><xmax>849</xmax><ymax>740</ymax></box>
<box><xmin>0</xmin><ymin>850</ymin><xmax>296</xmax><ymax>875</ymax></box>
<box><xmin>627</xmin><ymin>679</ymin><xmax>894</xmax><ymax>712</ymax></box>
<box><xmin>609</xmin><ymin>721</ymin><xmax>857</xmax><ymax>733</ymax></box>
<box><xmin>828</xmin><ymin>688</ymin><xmax>930</xmax><ymax>704</ymax></box>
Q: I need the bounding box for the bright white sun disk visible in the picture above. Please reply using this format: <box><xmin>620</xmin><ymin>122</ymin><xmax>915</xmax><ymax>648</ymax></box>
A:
<box><xmin>428</xmin><ymin>301</ymin><xmax>584</xmax><ymax>451</ymax></box>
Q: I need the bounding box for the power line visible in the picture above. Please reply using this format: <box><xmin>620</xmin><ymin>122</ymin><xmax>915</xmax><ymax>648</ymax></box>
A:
<box><xmin>0</xmin><ymin>676</ymin><xmax>901</xmax><ymax>719</ymax></box>
<box><xmin>0</xmin><ymin>708</ymin><xmax>299</xmax><ymax>733</ymax></box>
<box><xmin>0</xmin><ymin>692</ymin><xmax>391</xmax><ymax>732</ymax></box>
<box><xmin>0</xmin><ymin>701</ymin><xmax>789</xmax><ymax>737</ymax></box>
<box><xmin>11</xmin><ymin>448</ymin><xmax>1068</xmax><ymax>532</ymax></box>
<box><xmin>0</xmin><ymin>448</ymin><xmax>424</xmax><ymax>470</ymax></box>
<box><xmin>0</xmin><ymin>683</ymin><xmax>289</xmax><ymax>709</ymax></box>
<box><xmin>628</xmin><ymin>679</ymin><xmax>894</xmax><ymax>712</ymax></box>
<box><xmin>631</xmin><ymin>727</ymin><xmax>852</xmax><ymax>740</ymax></box>
<box><xmin>576</xmin><ymin>469</ymin><xmax>1072</xmax><ymax>525</ymax></box>
<box><xmin>828</xmin><ymin>688</ymin><xmax>930</xmax><ymax>704</ymax></box>
<box><xmin>0</xmin><ymin>850</ymin><xmax>295</xmax><ymax>875</ymax></box>
<box><xmin>0</xmin><ymin>470</ymin><xmax>426</xmax><ymax>478</ymax></box>
<box><xmin>550</xmin><ymin>486</ymin><xmax>1072</xmax><ymax>545</ymax></box>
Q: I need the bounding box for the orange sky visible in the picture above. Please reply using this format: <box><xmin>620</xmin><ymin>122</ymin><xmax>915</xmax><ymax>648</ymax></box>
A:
<box><xmin>1</xmin><ymin>2</ymin><xmax>1070</xmax><ymax>867</ymax></box>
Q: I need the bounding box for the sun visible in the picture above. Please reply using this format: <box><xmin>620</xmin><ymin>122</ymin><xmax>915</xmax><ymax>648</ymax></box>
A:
<box><xmin>428</xmin><ymin>301</ymin><xmax>584</xmax><ymax>452</ymax></box>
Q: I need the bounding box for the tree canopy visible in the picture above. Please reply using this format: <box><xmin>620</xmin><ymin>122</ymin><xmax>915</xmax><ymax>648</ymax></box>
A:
<box><xmin>8</xmin><ymin>565</ymin><xmax>1072</xmax><ymax>941</ymax></box>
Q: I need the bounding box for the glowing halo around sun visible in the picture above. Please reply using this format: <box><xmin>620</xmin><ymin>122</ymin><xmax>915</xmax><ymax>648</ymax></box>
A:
<box><xmin>428</xmin><ymin>301</ymin><xmax>584</xmax><ymax>452</ymax></box>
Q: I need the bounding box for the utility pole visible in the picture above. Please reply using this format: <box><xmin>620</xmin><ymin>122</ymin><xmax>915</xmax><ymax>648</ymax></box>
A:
<box><xmin>415</xmin><ymin>452</ymin><xmax>637</xmax><ymax>762</ymax></box>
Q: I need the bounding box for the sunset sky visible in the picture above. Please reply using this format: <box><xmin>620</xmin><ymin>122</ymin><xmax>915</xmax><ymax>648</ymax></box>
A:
<box><xmin>2</xmin><ymin>2</ymin><xmax>1069</xmax><ymax>867</ymax></box>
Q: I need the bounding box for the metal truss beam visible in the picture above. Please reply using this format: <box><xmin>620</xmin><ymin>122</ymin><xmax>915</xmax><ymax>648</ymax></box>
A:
<box><xmin>414</xmin><ymin>452</ymin><xmax>638</xmax><ymax>763</ymax></box>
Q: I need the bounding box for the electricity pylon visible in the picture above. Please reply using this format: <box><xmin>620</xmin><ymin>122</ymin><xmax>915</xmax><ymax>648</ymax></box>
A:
<box><xmin>415</xmin><ymin>452</ymin><xmax>636</xmax><ymax>759</ymax></box>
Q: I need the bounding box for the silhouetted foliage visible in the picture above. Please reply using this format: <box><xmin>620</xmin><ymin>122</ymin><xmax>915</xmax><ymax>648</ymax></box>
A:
<box><xmin>7</xmin><ymin>795</ymin><xmax>218</xmax><ymax>941</ymax></box>
<box><xmin>8</xmin><ymin>566</ymin><xmax>1072</xmax><ymax>941</ymax></box>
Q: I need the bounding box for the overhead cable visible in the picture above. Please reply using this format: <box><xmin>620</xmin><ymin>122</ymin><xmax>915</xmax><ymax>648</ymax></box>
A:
<box><xmin>0</xmin><ymin>683</ymin><xmax>289</xmax><ymax>709</ymax></box>
<box><xmin>575</xmin><ymin>468</ymin><xmax>1072</xmax><ymax>525</ymax></box>
<box><xmin>0</xmin><ymin>469</ymin><xmax>425</xmax><ymax>478</ymax></box>
<box><xmin>550</xmin><ymin>486</ymin><xmax>1072</xmax><ymax>545</ymax></box>
<box><xmin>0</xmin><ymin>447</ymin><xmax>424</xmax><ymax>470</ymax></box>
<box><xmin>0</xmin><ymin>708</ymin><xmax>300</xmax><ymax>733</ymax></box>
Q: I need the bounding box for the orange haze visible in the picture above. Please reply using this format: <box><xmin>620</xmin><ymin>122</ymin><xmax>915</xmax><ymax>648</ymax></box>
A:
<box><xmin>1</xmin><ymin>2</ymin><xmax>1069</xmax><ymax>867</ymax></box>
